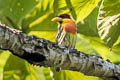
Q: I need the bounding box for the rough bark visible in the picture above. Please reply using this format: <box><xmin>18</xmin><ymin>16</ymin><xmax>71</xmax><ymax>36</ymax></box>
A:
<box><xmin>0</xmin><ymin>24</ymin><xmax>120</xmax><ymax>80</ymax></box>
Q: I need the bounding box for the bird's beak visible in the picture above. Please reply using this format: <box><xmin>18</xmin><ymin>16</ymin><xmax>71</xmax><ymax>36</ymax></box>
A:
<box><xmin>51</xmin><ymin>17</ymin><xmax>62</xmax><ymax>22</ymax></box>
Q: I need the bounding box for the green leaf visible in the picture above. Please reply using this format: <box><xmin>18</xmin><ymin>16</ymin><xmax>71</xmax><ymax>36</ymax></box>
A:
<box><xmin>54</xmin><ymin>0</ymin><xmax>100</xmax><ymax>23</ymax></box>
<box><xmin>3</xmin><ymin>54</ymin><xmax>50</xmax><ymax>80</ymax></box>
<box><xmin>23</xmin><ymin>0</ymin><xmax>100</xmax><ymax>36</ymax></box>
<box><xmin>76</xmin><ymin>34</ymin><xmax>99</xmax><ymax>55</ymax></box>
<box><xmin>71</xmin><ymin>0</ymin><xmax>100</xmax><ymax>23</ymax></box>
<box><xmin>52</xmin><ymin>70</ymin><xmax>99</xmax><ymax>80</ymax></box>
<box><xmin>25</xmin><ymin>66</ymin><xmax>47</xmax><ymax>80</ymax></box>
<box><xmin>75</xmin><ymin>33</ymin><xmax>120</xmax><ymax>63</ymax></box>
<box><xmin>0</xmin><ymin>51</ymin><xmax>10</xmax><ymax>80</ymax></box>
<box><xmin>82</xmin><ymin>35</ymin><xmax>120</xmax><ymax>62</ymax></box>
<box><xmin>77</xmin><ymin>6</ymin><xmax>99</xmax><ymax>36</ymax></box>
<box><xmin>0</xmin><ymin>0</ymin><xmax>38</xmax><ymax>28</ymax></box>
<box><xmin>3</xmin><ymin>55</ymin><xmax>28</xmax><ymax>80</ymax></box>
<box><xmin>53</xmin><ymin>0</ymin><xmax>70</xmax><ymax>16</ymax></box>
<box><xmin>97</xmin><ymin>0</ymin><xmax>120</xmax><ymax>47</ymax></box>
<box><xmin>41</xmin><ymin>67</ymin><xmax>53</xmax><ymax>80</ymax></box>
<box><xmin>22</xmin><ymin>0</ymin><xmax>57</xmax><ymax>33</ymax></box>
<box><xmin>28</xmin><ymin>31</ymin><xmax>56</xmax><ymax>41</ymax></box>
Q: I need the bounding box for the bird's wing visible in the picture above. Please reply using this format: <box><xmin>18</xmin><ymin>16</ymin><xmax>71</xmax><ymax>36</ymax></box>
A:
<box><xmin>69</xmin><ymin>32</ymin><xmax>77</xmax><ymax>48</ymax></box>
<box><xmin>60</xmin><ymin>32</ymin><xmax>77</xmax><ymax>48</ymax></box>
<box><xmin>55</xmin><ymin>25</ymin><xmax>63</xmax><ymax>44</ymax></box>
<box><xmin>55</xmin><ymin>25</ymin><xmax>68</xmax><ymax>47</ymax></box>
<box><xmin>56</xmin><ymin>29</ymin><xmax>77</xmax><ymax>48</ymax></box>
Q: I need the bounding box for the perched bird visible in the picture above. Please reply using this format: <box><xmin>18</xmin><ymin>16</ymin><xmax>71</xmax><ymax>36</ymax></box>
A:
<box><xmin>51</xmin><ymin>14</ymin><xmax>77</xmax><ymax>48</ymax></box>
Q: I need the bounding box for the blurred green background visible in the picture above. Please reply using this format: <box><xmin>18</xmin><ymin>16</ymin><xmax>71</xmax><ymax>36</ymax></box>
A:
<box><xmin>0</xmin><ymin>0</ymin><xmax>120</xmax><ymax>80</ymax></box>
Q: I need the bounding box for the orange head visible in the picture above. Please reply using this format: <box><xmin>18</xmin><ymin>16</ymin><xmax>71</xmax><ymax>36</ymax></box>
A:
<box><xmin>51</xmin><ymin>14</ymin><xmax>77</xmax><ymax>34</ymax></box>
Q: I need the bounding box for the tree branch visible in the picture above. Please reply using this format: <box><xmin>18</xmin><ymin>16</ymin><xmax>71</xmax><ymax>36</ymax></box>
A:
<box><xmin>0</xmin><ymin>24</ymin><xmax>120</xmax><ymax>80</ymax></box>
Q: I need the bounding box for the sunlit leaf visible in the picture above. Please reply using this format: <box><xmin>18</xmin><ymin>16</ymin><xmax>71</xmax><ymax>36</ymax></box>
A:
<box><xmin>54</xmin><ymin>0</ymin><xmax>100</xmax><ymax>22</ymax></box>
<box><xmin>81</xmin><ymin>35</ymin><xmax>120</xmax><ymax>62</ymax></box>
<box><xmin>28</xmin><ymin>31</ymin><xmax>56</xmax><ymax>41</ymax></box>
<box><xmin>52</xmin><ymin>70</ymin><xmax>99</xmax><ymax>80</ymax></box>
<box><xmin>71</xmin><ymin>0</ymin><xmax>100</xmax><ymax>22</ymax></box>
<box><xmin>97</xmin><ymin>0</ymin><xmax>120</xmax><ymax>47</ymax></box>
<box><xmin>22</xmin><ymin>0</ymin><xmax>57</xmax><ymax>33</ymax></box>
<box><xmin>22</xmin><ymin>0</ymin><xmax>100</xmax><ymax>36</ymax></box>
<box><xmin>76</xmin><ymin>34</ymin><xmax>99</xmax><ymax>55</ymax></box>
<box><xmin>0</xmin><ymin>51</ymin><xmax>10</xmax><ymax>80</ymax></box>
<box><xmin>77</xmin><ymin>6</ymin><xmax>99</xmax><ymax>36</ymax></box>
<box><xmin>41</xmin><ymin>67</ymin><xmax>53</xmax><ymax>80</ymax></box>
<box><xmin>25</xmin><ymin>65</ymin><xmax>46</xmax><ymax>80</ymax></box>
<box><xmin>53</xmin><ymin>0</ymin><xmax>70</xmax><ymax>16</ymax></box>
<box><xmin>3</xmin><ymin>55</ymin><xmax>28</xmax><ymax>80</ymax></box>
<box><xmin>3</xmin><ymin>54</ymin><xmax>50</xmax><ymax>80</ymax></box>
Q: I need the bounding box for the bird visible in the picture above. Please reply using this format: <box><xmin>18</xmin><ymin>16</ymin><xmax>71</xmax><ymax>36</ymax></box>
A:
<box><xmin>51</xmin><ymin>14</ymin><xmax>77</xmax><ymax>48</ymax></box>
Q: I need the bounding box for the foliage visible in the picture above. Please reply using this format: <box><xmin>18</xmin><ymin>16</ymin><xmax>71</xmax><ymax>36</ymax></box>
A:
<box><xmin>97</xmin><ymin>0</ymin><xmax>120</xmax><ymax>47</ymax></box>
<box><xmin>0</xmin><ymin>0</ymin><xmax>120</xmax><ymax>80</ymax></box>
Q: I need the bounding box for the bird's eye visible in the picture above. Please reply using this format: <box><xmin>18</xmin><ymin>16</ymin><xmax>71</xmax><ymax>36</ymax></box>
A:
<box><xmin>59</xmin><ymin>21</ymin><xmax>63</xmax><ymax>24</ymax></box>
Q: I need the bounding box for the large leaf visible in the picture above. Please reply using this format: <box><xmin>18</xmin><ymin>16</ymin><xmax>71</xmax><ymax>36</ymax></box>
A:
<box><xmin>54</xmin><ymin>0</ymin><xmax>100</xmax><ymax>22</ymax></box>
<box><xmin>0</xmin><ymin>0</ymin><xmax>38</xmax><ymax>28</ymax></box>
<box><xmin>52</xmin><ymin>69</ymin><xmax>99</xmax><ymax>80</ymax></box>
<box><xmin>3</xmin><ymin>54</ymin><xmax>48</xmax><ymax>80</ymax></box>
<box><xmin>41</xmin><ymin>67</ymin><xmax>53</xmax><ymax>80</ymax></box>
<box><xmin>77</xmin><ymin>6</ymin><xmax>99</xmax><ymax>36</ymax></box>
<box><xmin>0</xmin><ymin>51</ymin><xmax>10</xmax><ymax>80</ymax></box>
<box><xmin>3</xmin><ymin>55</ymin><xmax>28</xmax><ymax>80</ymax></box>
<box><xmin>22</xmin><ymin>0</ymin><xmax>100</xmax><ymax>33</ymax></box>
<box><xmin>76</xmin><ymin>34</ymin><xmax>99</xmax><ymax>55</ymax></box>
<box><xmin>22</xmin><ymin>0</ymin><xmax>57</xmax><ymax>33</ymax></box>
<box><xmin>28</xmin><ymin>31</ymin><xmax>56</xmax><ymax>41</ymax></box>
<box><xmin>81</xmin><ymin>35</ymin><xmax>120</xmax><ymax>62</ymax></box>
<box><xmin>22</xmin><ymin>0</ymin><xmax>100</xmax><ymax>36</ymax></box>
<box><xmin>97</xmin><ymin>0</ymin><xmax>120</xmax><ymax>47</ymax></box>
